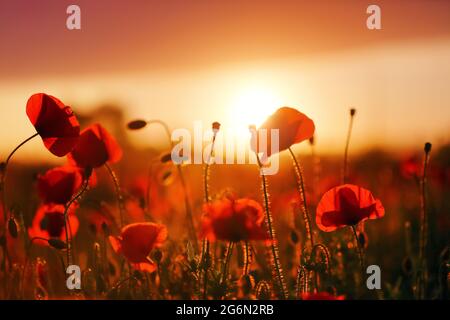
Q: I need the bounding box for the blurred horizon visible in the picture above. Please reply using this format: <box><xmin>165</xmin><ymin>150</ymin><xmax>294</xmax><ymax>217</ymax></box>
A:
<box><xmin>0</xmin><ymin>0</ymin><xmax>449</xmax><ymax>162</ymax></box>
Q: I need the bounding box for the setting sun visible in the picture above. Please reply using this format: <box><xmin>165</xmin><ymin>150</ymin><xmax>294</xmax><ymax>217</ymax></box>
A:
<box><xmin>228</xmin><ymin>87</ymin><xmax>282</xmax><ymax>131</ymax></box>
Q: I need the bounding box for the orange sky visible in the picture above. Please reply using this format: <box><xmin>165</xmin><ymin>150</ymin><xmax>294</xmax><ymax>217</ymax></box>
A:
<box><xmin>0</xmin><ymin>0</ymin><xmax>449</xmax><ymax>161</ymax></box>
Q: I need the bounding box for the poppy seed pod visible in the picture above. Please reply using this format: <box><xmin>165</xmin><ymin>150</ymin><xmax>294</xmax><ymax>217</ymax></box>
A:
<box><xmin>350</xmin><ymin>108</ymin><xmax>356</xmax><ymax>116</ymax></box>
<box><xmin>127</xmin><ymin>119</ymin><xmax>148</xmax><ymax>130</ymax></box>
<box><xmin>424</xmin><ymin>142</ymin><xmax>432</xmax><ymax>153</ymax></box>
<box><xmin>212</xmin><ymin>121</ymin><xmax>221</xmax><ymax>132</ymax></box>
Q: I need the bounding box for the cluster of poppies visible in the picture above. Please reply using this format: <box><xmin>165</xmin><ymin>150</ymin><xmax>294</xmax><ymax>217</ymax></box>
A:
<box><xmin>24</xmin><ymin>94</ymin><xmax>167</xmax><ymax>268</ymax></box>
<box><xmin>4</xmin><ymin>93</ymin><xmax>387</xmax><ymax>300</ymax></box>
<box><xmin>200</xmin><ymin>107</ymin><xmax>384</xmax><ymax>242</ymax></box>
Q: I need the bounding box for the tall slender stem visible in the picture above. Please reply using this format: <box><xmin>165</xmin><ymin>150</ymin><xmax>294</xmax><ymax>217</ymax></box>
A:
<box><xmin>257</xmin><ymin>156</ymin><xmax>288</xmax><ymax>299</ymax></box>
<box><xmin>64</xmin><ymin>177</ymin><xmax>90</xmax><ymax>265</ymax></box>
<box><xmin>343</xmin><ymin>109</ymin><xmax>355</xmax><ymax>183</ymax></box>
<box><xmin>146</xmin><ymin>120</ymin><xmax>198</xmax><ymax>252</ymax></box>
<box><xmin>288</xmin><ymin>147</ymin><xmax>314</xmax><ymax>249</ymax></box>
<box><xmin>1</xmin><ymin>133</ymin><xmax>39</xmax><ymax>225</ymax></box>
<box><xmin>243</xmin><ymin>241</ymin><xmax>251</xmax><ymax>276</ymax></box>
<box><xmin>105</xmin><ymin>163</ymin><xmax>125</xmax><ymax>228</ymax></box>
<box><xmin>221</xmin><ymin>242</ymin><xmax>234</xmax><ymax>285</ymax></box>
<box><xmin>351</xmin><ymin>225</ymin><xmax>365</xmax><ymax>284</ymax></box>
<box><xmin>418</xmin><ymin>142</ymin><xmax>431</xmax><ymax>299</ymax></box>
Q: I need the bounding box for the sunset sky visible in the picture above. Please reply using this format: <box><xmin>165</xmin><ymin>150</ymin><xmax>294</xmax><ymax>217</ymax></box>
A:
<box><xmin>0</xmin><ymin>0</ymin><xmax>449</xmax><ymax>161</ymax></box>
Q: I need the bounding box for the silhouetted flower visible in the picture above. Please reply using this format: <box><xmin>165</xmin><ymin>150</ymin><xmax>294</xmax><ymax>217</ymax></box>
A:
<box><xmin>37</xmin><ymin>166</ymin><xmax>83</xmax><ymax>204</ymax></box>
<box><xmin>109</xmin><ymin>222</ymin><xmax>167</xmax><ymax>272</ymax></box>
<box><xmin>68</xmin><ymin>123</ymin><xmax>122</xmax><ymax>168</ymax></box>
<box><xmin>316</xmin><ymin>184</ymin><xmax>384</xmax><ymax>232</ymax></box>
<box><xmin>250</xmin><ymin>107</ymin><xmax>315</xmax><ymax>158</ymax></box>
<box><xmin>26</xmin><ymin>93</ymin><xmax>80</xmax><ymax>157</ymax></box>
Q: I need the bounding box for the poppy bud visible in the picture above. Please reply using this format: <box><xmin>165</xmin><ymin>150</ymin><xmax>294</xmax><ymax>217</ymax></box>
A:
<box><xmin>212</xmin><ymin>122</ymin><xmax>221</xmax><ymax>132</ymax></box>
<box><xmin>127</xmin><ymin>119</ymin><xmax>148</xmax><ymax>130</ymax></box>
<box><xmin>255</xmin><ymin>280</ymin><xmax>271</xmax><ymax>300</ymax></box>
<box><xmin>424</xmin><ymin>142</ymin><xmax>432</xmax><ymax>154</ymax></box>
<box><xmin>358</xmin><ymin>231</ymin><xmax>368</xmax><ymax>249</ymax></box>
<box><xmin>160</xmin><ymin>152</ymin><xmax>172</xmax><ymax>163</ymax></box>
<box><xmin>8</xmin><ymin>217</ymin><xmax>18</xmax><ymax>238</ymax></box>
<box><xmin>350</xmin><ymin>108</ymin><xmax>356</xmax><ymax>116</ymax></box>
<box><xmin>47</xmin><ymin>238</ymin><xmax>67</xmax><ymax>250</ymax></box>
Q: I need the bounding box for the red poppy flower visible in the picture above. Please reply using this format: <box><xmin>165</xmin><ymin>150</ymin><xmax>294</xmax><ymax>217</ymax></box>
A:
<box><xmin>28</xmin><ymin>204</ymin><xmax>79</xmax><ymax>246</ymax></box>
<box><xmin>301</xmin><ymin>292</ymin><xmax>345</xmax><ymax>300</ymax></box>
<box><xmin>109</xmin><ymin>222</ymin><xmax>167</xmax><ymax>272</ymax></box>
<box><xmin>37</xmin><ymin>166</ymin><xmax>83</xmax><ymax>204</ymax></box>
<box><xmin>26</xmin><ymin>93</ymin><xmax>80</xmax><ymax>157</ymax></box>
<box><xmin>67</xmin><ymin>123</ymin><xmax>122</xmax><ymax>168</ymax></box>
<box><xmin>250</xmin><ymin>107</ymin><xmax>315</xmax><ymax>158</ymax></box>
<box><xmin>316</xmin><ymin>184</ymin><xmax>385</xmax><ymax>232</ymax></box>
<box><xmin>201</xmin><ymin>196</ymin><xmax>268</xmax><ymax>242</ymax></box>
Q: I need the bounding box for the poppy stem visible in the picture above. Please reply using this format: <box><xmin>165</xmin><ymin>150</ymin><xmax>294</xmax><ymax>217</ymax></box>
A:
<box><xmin>201</xmin><ymin>238</ymin><xmax>211</xmax><ymax>300</ymax></box>
<box><xmin>351</xmin><ymin>225</ymin><xmax>365</xmax><ymax>286</ymax></box>
<box><xmin>343</xmin><ymin>109</ymin><xmax>355</xmax><ymax>184</ymax></box>
<box><xmin>1</xmin><ymin>133</ymin><xmax>39</xmax><ymax>286</ymax></box>
<box><xmin>418</xmin><ymin>143</ymin><xmax>431</xmax><ymax>299</ymax></box>
<box><xmin>221</xmin><ymin>242</ymin><xmax>234</xmax><ymax>287</ymax></box>
<box><xmin>146</xmin><ymin>119</ymin><xmax>198</xmax><ymax>253</ymax></box>
<box><xmin>63</xmin><ymin>177</ymin><xmax>90</xmax><ymax>266</ymax></box>
<box><xmin>288</xmin><ymin>147</ymin><xmax>314</xmax><ymax>249</ymax></box>
<box><xmin>1</xmin><ymin>133</ymin><xmax>39</xmax><ymax>226</ymax></box>
<box><xmin>243</xmin><ymin>241</ymin><xmax>251</xmax><ymax>276</ymax></box>
<box><xmin>104</xmin><ymin>163</ymin><xmax>125</xmax><ymax>228</ymax></box>
<box><xmin>257</xmin><ymin>156</ymin><xmax>288</xmax><ymax>300</ymax></box>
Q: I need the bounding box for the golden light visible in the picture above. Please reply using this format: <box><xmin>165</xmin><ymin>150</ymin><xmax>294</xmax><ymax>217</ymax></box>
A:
<box><xmin>228</xmin><ymin>87</ymin><xmax>282</xmax><ymax>132</ymax></box>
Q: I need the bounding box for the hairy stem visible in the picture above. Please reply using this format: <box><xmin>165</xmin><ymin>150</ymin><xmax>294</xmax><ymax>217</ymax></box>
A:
<box><xmin>105</xmin><ymin>163</ymin><xmax>125</xmax><ymax>228</ymax></box>
<box><xmin>351</xmin><ymin>225</ymin><xmax>365</xmax><ymax>285</ymax></box>
<box><xmin>257</xmin><ymin>157</ymin><xmax>288</xmax><ymax>299</ymax></box>
<box><xmin>343</xmin><ymin>111</ymin><xmax>355</xmax><ymax>183</ymax></box>
<box><xmin>288</xmin><ymin>147</ymin><xmax>314</xmax><ymax>249</ymax></box>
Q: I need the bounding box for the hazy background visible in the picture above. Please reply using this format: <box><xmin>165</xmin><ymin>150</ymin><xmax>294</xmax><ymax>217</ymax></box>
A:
<box><xmin>0</xmin><ymin>0</ymin><xmax>449</xmax><ymax>162</ymax></box>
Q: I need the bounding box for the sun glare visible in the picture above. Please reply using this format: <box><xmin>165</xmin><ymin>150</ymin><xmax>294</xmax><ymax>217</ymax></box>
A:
<box><xmin>228</xmin><ymin>87</ymin><xmax>282</xmax><ymax>132</ymax></box>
